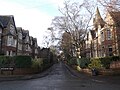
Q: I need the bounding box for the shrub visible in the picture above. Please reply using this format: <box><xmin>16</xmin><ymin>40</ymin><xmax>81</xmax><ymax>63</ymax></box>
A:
<box><xmin>111</xmin><ymin>56</ymin><xmax>120</xmax><ymax>61</ymax></box>
<box><xmin>100</xmin><ymin>57</ymin><xmax>111</xmax><ymax>69</ymax></box>
<box><xmin>0</xmin><ymin>56</ymin><xmax>14</xmax><ymax>67</ymax></box>
<box><xmin>31</xmin><ymin>58</ymin><xmax>43</xmax><ymax>70</ymax></box>
<box><xmin>88</xmin><ymin>58</ymin><xmax>103</xmax><ymax>69</ymax></box>
<box><xmin>99</xmin><ymin>56</ymin><xmax>119</xmax><ymax>69</ymax></box>
<box><xmin>42</xmin><ymin>58</ymin><xmax>51</xmax><ymax>69</ymax></box>
<box><xmin>77</xmin><ymin>58</ymin><xmax>90</xmax><ymax>68</ymax></box>
<box><xmin>14</xmin><ymin>56</ymin><xmax>32</xmax><ymax>68</ymax></box>
<box><xmin>67</xmin><ymin>57</ymin><xmax>77</xmax><ymax>66</ymax></box>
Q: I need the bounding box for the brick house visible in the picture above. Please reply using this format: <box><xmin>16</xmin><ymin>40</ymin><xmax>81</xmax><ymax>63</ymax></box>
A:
<box><xmin>33</xmin><ymin>38</ymin><xmax>38</xmax><ymax>58</ymax></box>
<box><xmin>29</xmin><ymin>36</ymin><xmax>34</xmax><ymax>57</ymax></box>
<box><xmin>85</xmin><ymin>8</ymin><xmax>120</xmax><ymax>58</ymax></box>
<box><xmin>103</xmin><ymin>11</ymin><xmax>120</xmax><ymax>56</ymax></box>
<box><xmin>29</xmin><ymin>36</ymin><xmax>38</xmax><ymax>58</ymax></box>
<box><xmin>0</xmin><ymin>21</ymin><xmax>3</xmax><ymax>55</ymax></box>
<box><xmin>0</xmin><ymin>15</ymin><xmax>17</xmax><ymax>56</ymax></box>
<box><xmin>92</xmin><ymin>7</ymin><xmax>105</xmax><ymax>58</ymax></box>
<box><xmin>0</xmin><ymin>15</ymin><xmax>40</xmax><ymax>58</ymax></box>
<box><xmin>16</xmin><ymin>27</ymin><xmax>23</xmax><ymax>55</ymax></box>
<box><xmin>85</xmin><ymin>30</ymin><xmax>95</xmax><ymax>58</ymax></box>
<box><xmin>39</xmin><ymin>48</ymin><xmax>50</xmax><ymax>59</ymax></box>
<box><xmin>22</xmin><ymin>30</ymin><xmax>31</xmax><ymax>56</ymax></box>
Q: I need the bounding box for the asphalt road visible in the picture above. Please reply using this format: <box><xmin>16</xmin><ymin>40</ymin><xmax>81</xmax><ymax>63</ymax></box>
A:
<box><xmin>0</xmin><ymin>62</ymin><xmax>120</xmax><ymax>90</ymax></box>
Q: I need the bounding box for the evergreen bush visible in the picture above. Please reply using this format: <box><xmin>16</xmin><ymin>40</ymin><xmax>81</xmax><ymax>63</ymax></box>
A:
<box><xmin>77</xmin><ymin>58</ymin><xmax>90</xmax><ymax>68</ymax></box>
<box><xmin>14</xmin><ymin>55</ymin><xmax>32</xmax><ymax>68</ymax></box>
<box><xmin>0</xmin><ymin>56</ymin><xmax>14</xmax><ymax>67</ymax></box>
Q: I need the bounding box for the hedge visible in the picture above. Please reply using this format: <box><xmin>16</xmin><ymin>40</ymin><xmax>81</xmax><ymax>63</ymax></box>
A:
<box><xmin>89</xmin><ymin>56</ymin><xmax>120</xmax><ymax>69</ymax></box>
<box><xmin>14</xmin><ymin>55</ymin><xmax>32</xmax><ymax>68</ymax></box>
<box><xmin>0</xmin><ymin>56</ymin><xmax>14</xmax><ymax>67</ymax></box>
<box><xmin>77</xmin><ymin>58</ymin><xmax>90</xmax><ymax>68</ymax></box>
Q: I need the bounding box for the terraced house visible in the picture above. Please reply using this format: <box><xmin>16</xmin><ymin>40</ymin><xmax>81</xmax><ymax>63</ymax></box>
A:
<box><xmin>85</xmin><ymin>8</ymin><xmax>120</xmax><ymax>58</ymax></box>
<box><xmin>0</xmin><ymin>15</ymin><xmax>39</xmax><ymax>58</ymax></box>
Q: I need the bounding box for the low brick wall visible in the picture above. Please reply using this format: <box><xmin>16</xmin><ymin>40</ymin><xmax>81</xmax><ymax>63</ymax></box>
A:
<box><xmin>0</xmin><ymin>68</ymin><xmax>41</xmax><ymax>75</ymax></box>
<box><xmin>81</xmin><ymin>68</ymin><xmax>91</xmax><ymax>74</ymax></box>
<box><xmin>99</xmin><ymin>69</ymin><xmax>120</xmax><ymax>75</ymax></box>
<box><xmin>110</xmin><ymin>61</ymin><xmax>120</xmax><ymax>69</ymax></box>
<box><xmin>71</xmin><ymin>65</ymin><xmax>120</xmax><ymax>76</ymax></box>
<box><xmin>13</xmin><ymin>68</ymin><xmax>40</xmax><ymax>75</ymax></box>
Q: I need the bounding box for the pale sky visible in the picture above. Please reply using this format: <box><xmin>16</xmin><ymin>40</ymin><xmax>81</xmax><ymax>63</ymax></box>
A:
<box><xmin>0</xmin><ymin>0</ymin><xmax>65</xmax><ymax>46</ymax></box>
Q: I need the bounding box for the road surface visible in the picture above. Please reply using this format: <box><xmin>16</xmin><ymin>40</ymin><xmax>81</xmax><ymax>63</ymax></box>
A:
<box><xmin>0</xmin><ymin>62</ymin><xmax>120</xmax><ymax>90</ymax></box>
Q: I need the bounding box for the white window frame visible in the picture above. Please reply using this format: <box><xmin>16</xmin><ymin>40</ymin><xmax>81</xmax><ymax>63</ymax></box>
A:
<box><xmin>13</xmin><ymin>39</ymin><xmax>17</xmax><ymax>47</ymax></box>
<box><xmin>107</xmin><ymin>29</ymin><xmax>112</xmax><ymax>40</ymax></box>
<box><xmin>7</xmin><ymin>36</ymin><xmax>13</xmax><ymax>46</ymax></box>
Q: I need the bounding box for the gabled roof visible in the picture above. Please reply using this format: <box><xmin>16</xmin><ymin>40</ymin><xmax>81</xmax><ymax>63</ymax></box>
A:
<box><xmin>22</xmin><ymin>30</ymin><xmax>29</xmax><ymax>39</ymax></box>
<box><xmin>86</xmin><ymin>30</ymin><xmax>96</xmax><ymax>40</ymax></box>
<box><xmin>93</xmin><ymin>7</ymin><xmax>105</xmax><ymax>29</ymax></box>
<box><xmin>33</xmin><ymin>38</ymin><xmax>37</xmax><ymax>46</ymax></box>
<box><xmin>0</xmin><ymin>15</ymin><xmax>13</xmax><ymax>28</ymax></box>
<box><xmin>90</xmin><ymin>30</ymin><xmax>96</xmax><ymax>39</ymax></box>
<box><xmin>33</xmin><ymin>38</ymin><xmax>37</xmax><ymax>42</ymax></box>
<box><xmin>17</xmin><ymin>27</ymin><xmax>22</xmax><ymax>33</ymax></box>
<box><xmin>109</xmin><ymin>11</ymin><xmax>120</xmax><ymax>26</ymax></box>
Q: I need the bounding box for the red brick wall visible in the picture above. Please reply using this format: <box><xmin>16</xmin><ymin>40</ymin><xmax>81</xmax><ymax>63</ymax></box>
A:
<box><xmin>110</xmin><ymin>61</ymin><xmax>120</xmax><ymax>69</ymax></box>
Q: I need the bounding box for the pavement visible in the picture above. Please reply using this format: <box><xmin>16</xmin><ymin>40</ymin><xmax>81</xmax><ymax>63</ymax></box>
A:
<box><xmin>0</xmin><ymin>66</ymin><xmax>52</xmax><ymax>82</ymax></box>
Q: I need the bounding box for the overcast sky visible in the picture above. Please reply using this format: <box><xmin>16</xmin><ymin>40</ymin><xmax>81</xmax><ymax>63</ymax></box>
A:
<box><xmin>0</xmin><ymin>0</ymin><xmax>65</xmax><ymax>46</ymax></box>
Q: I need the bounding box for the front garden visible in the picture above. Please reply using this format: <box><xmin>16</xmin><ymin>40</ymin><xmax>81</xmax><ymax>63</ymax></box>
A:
<box><xmin>65</xmin><ymin>56</ymin><xmax>120</xmax><ymax>75</ymax></box>
<box><xmin>0</xmin><ymin>55</ymin><xmax>53</xmax><ymax>75</ymax></box>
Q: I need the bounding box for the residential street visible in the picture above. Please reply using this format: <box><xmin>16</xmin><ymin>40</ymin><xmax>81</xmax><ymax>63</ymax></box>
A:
<box><xmin>0</xmin><ymin>62</ymin><xmax>120</xmax><ymax>90</ymax></box>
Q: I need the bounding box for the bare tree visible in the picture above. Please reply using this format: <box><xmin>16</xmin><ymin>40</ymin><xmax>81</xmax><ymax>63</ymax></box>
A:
<box><xmin>97</xmin><ymin>0</ymin><xmax>120</xmax><ymax>11</ymax></box>
<box><xmin>52</xmin><ymin>0</ymin><xmax>96</xmax><ymax>58</ymax></box>
<box><xmin>61</xmin><ymin>31</ymin><xmax>73</xmax><ymax>58</ymax></box>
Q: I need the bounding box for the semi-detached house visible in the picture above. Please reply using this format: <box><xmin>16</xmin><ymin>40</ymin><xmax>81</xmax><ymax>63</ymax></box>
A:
<box><xmin>85</xmin><ymin>8</ymin><xmax>120</xmax><ymax>58</ymax></box>
<box><xmin>0</xmin><ymin>15</ymin><xmax>17</xmax><ymax>56</ymax></box>
<box><xmin>0</xmin><ymin>15</ymin><xmax>39</xmax><ymax>58</ymax></box>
